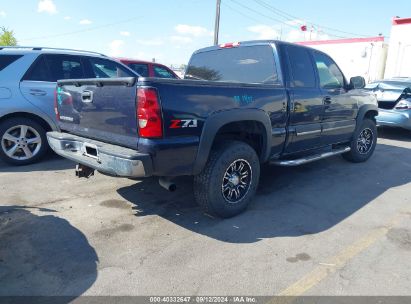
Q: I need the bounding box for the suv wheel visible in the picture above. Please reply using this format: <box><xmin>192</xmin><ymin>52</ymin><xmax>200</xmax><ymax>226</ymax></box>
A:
<box><xmin>194</xmin><ymin>140</ymin><xmax>260</xmax><ymax>218</ymax></box>
<box><xmin>0</xmin><ymin>118</ymin><xmax>48</xmax><ymax>165</ymax></box>
<box><xmin>342</xmin><ymin>118</ymin><xmax>377</xmax><ymax>163</ymax></box>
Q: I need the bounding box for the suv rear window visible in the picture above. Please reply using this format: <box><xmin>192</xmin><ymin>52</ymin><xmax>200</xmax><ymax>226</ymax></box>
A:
<box><xmin>185</xmin><ymin>45</ymin><xmax>278</xmax><ymax>84</ymax></box>
<box><xmin>23</xmin><ymin>56</ymin><xmax>52</xmax><ymax>82</ymax></box>
<box><xmin>46</xmin><ymin>55</ymin><xmax>85</xmax><ymax>81</ymax></box>
<box><xmin>0</xmin><ymin>55</ymin><xmax>23</xmax><ymax>71</ymax></box>
<box><xmin>23</xmin><ymin>54</ymin><xmax>86</xmax><ymax>82</ymax></box>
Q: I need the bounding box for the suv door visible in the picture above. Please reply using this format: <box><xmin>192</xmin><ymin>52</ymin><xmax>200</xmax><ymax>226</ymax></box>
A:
<box><xmin>312</xmin><ymin>51</ymin><xmax>357</xmax><ymax>145</ymax></box>
<box><xmin>20</xmin><ymin>54</ymin><xmax>86</xmax><ymax>122</ymax></box>
<box><xmin>284</xmin><ymin>45</ymin><xmax>323</xmax><ymax>153</ymax></box>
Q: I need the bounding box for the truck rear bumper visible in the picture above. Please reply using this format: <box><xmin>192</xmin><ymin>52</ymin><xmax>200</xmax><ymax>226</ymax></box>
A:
<box><xmin>47</xmin><ymin>131</ymin><xmax>153</xmax><ymax>178</ymax></box>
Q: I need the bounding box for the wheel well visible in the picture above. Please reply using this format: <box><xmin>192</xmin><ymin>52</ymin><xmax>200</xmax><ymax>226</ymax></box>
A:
<box><xmin>0</xmin><ymin>112</ymin><xmax>52</xmax><ymax>132</ymax></box>
<box><xmin>213</xmin><ymin>121</ymin><xmax>266</xmax><ymax>160</ymax></box>
<box><xmin>365</xmin><ymin>110</ymin><xmax>378</xmax><ymax>122</ymax></box>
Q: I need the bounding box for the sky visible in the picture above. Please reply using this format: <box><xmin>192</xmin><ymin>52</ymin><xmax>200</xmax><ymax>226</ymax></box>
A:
<box><xmin>0</xmin><ymin>0</ymin><xmax>410</xmax><ymax>67</ymax></box>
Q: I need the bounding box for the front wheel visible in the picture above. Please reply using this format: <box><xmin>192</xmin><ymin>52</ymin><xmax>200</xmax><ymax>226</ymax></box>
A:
<box><xmin>342</xmin><ymin>118</ymin><xmax>377</xmax><ymax>163</ymax></box>
<box><xmin>193</xmin><ymin>140</ymin><xmax>260</xmax><ymax>218</ymax></box>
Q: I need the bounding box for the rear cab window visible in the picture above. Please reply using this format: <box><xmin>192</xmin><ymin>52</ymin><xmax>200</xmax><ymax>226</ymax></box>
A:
<box><xmin>0</xmin><ymin>55</ymin><xmax>23</xmax><ymax>71</ymax></box>
<box><xmin>185</xmin><ymin>45</ymin><xmax>279</xmax><ymax>84</ymax></box>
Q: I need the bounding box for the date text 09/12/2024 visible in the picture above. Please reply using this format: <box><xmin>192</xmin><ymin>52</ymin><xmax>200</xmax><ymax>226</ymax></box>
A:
<box><xmin>149</xmin><ymin>296</ymin><xmax>257</xmax><ymax>303</ymax></box>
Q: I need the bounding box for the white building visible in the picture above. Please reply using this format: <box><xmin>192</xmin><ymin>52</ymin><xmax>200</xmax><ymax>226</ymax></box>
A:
<box><xmin>298</xmin><ymin>37</ymin><xmax>388</xmax><ymax>83</ymax></box>
<box><xmin>384</xmin><ymin>17</ymin><xmax>411</xmax><ymax>78</ymax></box>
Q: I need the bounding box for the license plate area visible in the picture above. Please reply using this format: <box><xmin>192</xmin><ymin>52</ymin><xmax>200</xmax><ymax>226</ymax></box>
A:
<box><xmin>83</xmin><ymin>143</ymin><xmax>99</xmax><ymax>160</ymax></box>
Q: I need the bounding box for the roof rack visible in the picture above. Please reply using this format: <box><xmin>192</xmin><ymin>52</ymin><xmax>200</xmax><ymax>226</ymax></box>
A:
<box><xmin>0</xmin><ymin>46</ymin><xmax>107</xmax><ymax>57</ymax></box>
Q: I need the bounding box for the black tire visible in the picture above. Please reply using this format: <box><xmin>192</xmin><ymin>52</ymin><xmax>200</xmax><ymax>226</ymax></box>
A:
<box><xmin>342</xmin><ymin>118</ymin><xmax>377</xmax><ymax>163</ymax></box>
<box><xmin>0</xmin><ymin>117</ymin><xmax>49</xmax><ymax>166</ymax></box>
<box><xmin>193</xmin><ymin>140</ymin><xmax>260</xmax><ymax>218</ymax></box>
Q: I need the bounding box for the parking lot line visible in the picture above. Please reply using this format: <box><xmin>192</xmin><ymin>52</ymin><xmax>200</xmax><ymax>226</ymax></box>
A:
<box><xmin>275</xmin><ymin>211</ymin><xmax>409</xmax><ymax>298</ymax></box>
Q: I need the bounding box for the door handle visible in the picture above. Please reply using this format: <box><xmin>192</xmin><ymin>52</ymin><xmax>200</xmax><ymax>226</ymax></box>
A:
<box><xmin>81</xmin><ymin>91</ymin><xmax>93</xmax><ymax>103</ymax></box>
<box><xmin>323</xmin><ymin>96</ymin><xmax>332</xmax><ymax>105</ymax></box>
<box><xmin>29</xmin><ymin>89</ymin><xmax>47</xmax><ymax>96</ymax></box>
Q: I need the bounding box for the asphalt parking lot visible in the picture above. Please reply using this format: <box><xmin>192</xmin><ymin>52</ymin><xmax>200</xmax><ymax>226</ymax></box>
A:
<box><xmin>1</xmin><ymin>127</ymin><xmax>411</xmax><ymax>297</ymax></box>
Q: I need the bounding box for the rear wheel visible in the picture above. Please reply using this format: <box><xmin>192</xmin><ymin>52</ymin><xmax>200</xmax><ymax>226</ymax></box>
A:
<box><xmin>193</xmin><ymin>140</ymin><xmax>260</xmax><ymax>218</ymax></box>
<box><xmin>342</xmin><ymin>118</ymin><xmax>377</xmax><ymax>163</ymax></box>
<box><xmin>0</xmin><ymin>118</ymin><xmax>49</xmax><ymax>165</ymax></box>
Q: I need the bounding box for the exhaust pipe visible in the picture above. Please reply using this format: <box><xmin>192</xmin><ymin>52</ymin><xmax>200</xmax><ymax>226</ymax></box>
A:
<box><xmin>159</xmin><ymin>177</ymin><xmax>177</xmax><ymax>192</ymax></box>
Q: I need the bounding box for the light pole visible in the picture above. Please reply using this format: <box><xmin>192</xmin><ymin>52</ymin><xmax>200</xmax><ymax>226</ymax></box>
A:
<box><xmin>214</xmin><ymin>0</ymin><xmax>221</xmax><ymax>45</ymax></box>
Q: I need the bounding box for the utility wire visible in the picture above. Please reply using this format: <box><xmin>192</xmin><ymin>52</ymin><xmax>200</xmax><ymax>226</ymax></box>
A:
<box><xmin>253</xmin><ymin>0</ymin><xmax>301</xmax><ymax>21</ymax></box>
<box><xmin>221</xmin><ymin>1</ymin><xmax>263</xmax><ymax>24</ymax></box>
<box><xmin>228</xmin><ymin>0</ymin><xmax>299</xmax><ymax>30</ymax></box>
<box><xmin>252</xmin><ymin>0</ymin><xmax>371</xmax><ymax>37</ymax></box>
<box><xmin>227</xmin><ymin>0</ymin><xmax>348</xmax><ymax>39</ymax></box>
<box><xmin>22</xmin><ymin>17</ymin><xmax>142</xmax><ymax>41</ymax></box>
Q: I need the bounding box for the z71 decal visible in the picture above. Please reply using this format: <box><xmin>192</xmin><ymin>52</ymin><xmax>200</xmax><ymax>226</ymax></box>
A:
<box><xmin>170</xmin><ymin>119</ymin><xmax>198</xmax><ymax>129</ymax></box>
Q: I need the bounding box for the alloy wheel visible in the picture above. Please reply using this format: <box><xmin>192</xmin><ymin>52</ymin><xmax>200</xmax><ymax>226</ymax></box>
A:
<box><xmin>222</xmin><ymin>159</ymin><xmax>252</xmax><ymax>204</ymax></box>
<box><xmin>1</xmin><ymin>125</ymin><xmax>42</xmax><ymax>160</ymax></box>
<box><xmin>357</xmin><ymin>128</ymin><xmax>373</xmax><ymax>155</ymax></box>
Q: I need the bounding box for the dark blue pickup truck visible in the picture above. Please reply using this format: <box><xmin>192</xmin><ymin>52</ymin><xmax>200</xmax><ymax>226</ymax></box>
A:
<box><xmin>47</xmin><ymin>40</ymin><xmax>378</xmax><ymax>218</ymax></box>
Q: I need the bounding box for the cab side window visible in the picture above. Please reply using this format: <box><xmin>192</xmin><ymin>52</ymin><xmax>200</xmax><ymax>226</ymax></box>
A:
<box><xmin>313</xmin><ymin>52</ymin><xmax>344</xmax><ymax>89</ymax></box>
<box><xmin>286</xmin><ymin>46</ymin><xmax>316</xmax><ymax>88</ymax></box>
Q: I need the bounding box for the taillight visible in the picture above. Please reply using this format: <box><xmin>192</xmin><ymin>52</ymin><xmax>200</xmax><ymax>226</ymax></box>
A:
<box><xmin>395</xmin><ymin>99</ymin><xmax>411</xmax><ymax>110</ymax></box>
<box><xmin>54</xmin><ymin>89</ymin><xmax>60</xmax><ymax>120</ymax></box>
<box><xmin>137</xmin><ymin>88</ymin><xmax>163</xmax><ymax>138</ymax></box>
<box><xmin>219</xmin><ymin>42</ymin><xmax>240</xmax><ymax>48</ymax></box>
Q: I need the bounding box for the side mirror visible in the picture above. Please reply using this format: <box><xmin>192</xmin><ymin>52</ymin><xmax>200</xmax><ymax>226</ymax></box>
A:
<box><xmin>350</xmin><ymin>76</ymin><xmax>366</xmax><ymax>89</ymax></box>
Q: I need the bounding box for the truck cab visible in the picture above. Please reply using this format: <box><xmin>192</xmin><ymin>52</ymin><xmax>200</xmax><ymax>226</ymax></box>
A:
<box><xmin>48</xmin><ymin>40</ymin><xmax>378</xmax><ymax>218</ymax></box>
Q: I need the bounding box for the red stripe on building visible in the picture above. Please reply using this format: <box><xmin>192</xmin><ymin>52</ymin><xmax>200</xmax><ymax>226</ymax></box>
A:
<box><xmin>392</xmin><ymin>17</ymin><xmax>411</xmax><ymax>26</ymax></box>
<box><xmin>297</xmin><ymin>36</ymin><xmax>384</xmax><ymax>46</ymax></box>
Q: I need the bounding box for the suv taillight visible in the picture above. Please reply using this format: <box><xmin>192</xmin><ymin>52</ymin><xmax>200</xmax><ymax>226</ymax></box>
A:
<box><xmin>137</xmin><ymin>88</ymin><xmax>163</xmax><ymax>138</ymax></box>
<box><xmin>54</xmin><ymin>89</ymin><xmax>60</xmax><ymax>120</ymax></box>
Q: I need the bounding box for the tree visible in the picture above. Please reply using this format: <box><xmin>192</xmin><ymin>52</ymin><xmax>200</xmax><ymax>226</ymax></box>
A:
<box><xmin>0</xmin><ymin>27</ymin><xmax>17</xmax><ymax>46</ymax></box>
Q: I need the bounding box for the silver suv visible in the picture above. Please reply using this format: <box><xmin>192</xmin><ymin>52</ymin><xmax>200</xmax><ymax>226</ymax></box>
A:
<box><xmin>0</xmin><ymin>47</ymin><xmax>135</xmax><ymax>165</ymax></box>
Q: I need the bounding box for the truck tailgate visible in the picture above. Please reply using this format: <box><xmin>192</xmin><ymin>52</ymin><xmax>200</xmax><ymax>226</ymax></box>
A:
<box><xmin>56</xmin><ymin>77</ymin><xmax>139</xmax><ymax>149</ymax></box>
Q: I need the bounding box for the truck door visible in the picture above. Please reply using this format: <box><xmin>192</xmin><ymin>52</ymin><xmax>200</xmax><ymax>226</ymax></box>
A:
<box><xmin>284</xmin><ymin>45</ymin><xmax>324</xmax><ymax>153</ymax></box>
<box><xmin>311</xmin><ymin>51</ymin><xmax>357</xmax><ymax>145</ymax></box>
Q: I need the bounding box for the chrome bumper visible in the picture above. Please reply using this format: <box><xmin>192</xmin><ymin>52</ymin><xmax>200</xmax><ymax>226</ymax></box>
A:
<box><xmin>47</xmin><ymin>132</ymin><xmax>153</xmax><ymax>178</ymax></box>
